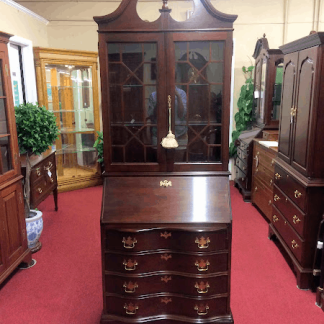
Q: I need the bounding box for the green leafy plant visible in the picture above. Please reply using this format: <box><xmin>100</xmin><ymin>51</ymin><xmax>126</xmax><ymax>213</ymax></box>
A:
<box><xmin>229</xmin><ymin>65</ymin><xmax>254</xmax><ymax>157</ymax></box>
<box><xmin>15</xmin><ymin>103</ymin><xmax>59</xmax><ymax>217</ymax></box>
<box><xmin>93</xmin><ymin>131</ymin><xmax>104</xmax><ymax>164</ymax></box>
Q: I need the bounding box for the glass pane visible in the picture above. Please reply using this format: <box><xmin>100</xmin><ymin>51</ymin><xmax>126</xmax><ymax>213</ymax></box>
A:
<box><xmin>272</xmin><ymin>63</ymin><xmax>283</xmax><ymax>121</ymax></box>
<box><xmin>0</xmin><ymin>136</ymin><xmax>12</xmax><ymax>174</ymax></box>
<box><xmin>211</xmin><ymin>42</ymin><xmax>224</xmax><ymax>61</ymax></box>
<box><xmin>174</xmin><ymin>41</ymin><xmax>224</xmax><ymax>164</ymax></box>
<box><xmin>209</xmin><ymin>146</ymin><xmax>221</xmax><ymax>162</ymax></box>
<box><xmin>107</xmin><ymin>44</ymin><xmax>120</xmax><ymax>62</ymax></box>
<box><xmin>254</xmin><ymin>60</ymin><xmax>261</xmax><ymax>120</ymax></box>
<box><xmin>108</xmin><ymin>42</ymin><xmax>157</xmax><ymax>164</ymax></box>
<box><xmin>0</xmin><ymin>99</ymin><xmax>8</xmax><ymax>134</ymax></box>
<box><xmin>0</xmin><ymin>62</ymin><xmax>4</xmax><ymax>96</ymax></box>
<box><xmin>45</xmin><ymin>63</ymin><xmax>97</xmax><ymax>179</ymax></box>
<box><xmin>259</xmin><ymin>58</ymin><xmax>267</xmax><ymax>121</ymax></box>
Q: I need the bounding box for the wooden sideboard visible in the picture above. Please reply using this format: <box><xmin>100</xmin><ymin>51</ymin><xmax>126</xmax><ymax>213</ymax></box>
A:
<box><xmin>21</xmin><ymin>149</ymin><xmax>58</xmax><ymax>211</ymax></box>
<box><xmin>251</xmin><ymin>139</ymin><xmax>277</xmax><ymax>221</ymax></box>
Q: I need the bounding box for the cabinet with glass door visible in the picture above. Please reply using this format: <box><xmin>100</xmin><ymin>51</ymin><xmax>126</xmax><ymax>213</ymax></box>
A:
<box><xmin>33</xmin><ymin>48</ymin><xmax>101</xmax><ymax>192</ymax></box>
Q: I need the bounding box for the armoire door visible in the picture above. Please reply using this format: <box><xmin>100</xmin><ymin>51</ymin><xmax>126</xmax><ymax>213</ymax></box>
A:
<box><xmin>166</xmin><ymin>31</ymin><xmax>233</xmax><ymax>172</ymax></box>
<box><xmin>100</xmin><ymin>33</ymin><xmax>167</xmax><ymax>172</ymax></box>
<box><xmin>0</xmin><ymin>181</ymin><xmax>26</xmax><ymax>268</ymax></box>
<box><xmin>291</xmin><ymin>46</ymin><xmax>318</xmax><ymax>176</ymax></box>
<box><xmin>278</xmin><ymin>52</ymin><xmax>298</xmax><ymax>164</ymax></box>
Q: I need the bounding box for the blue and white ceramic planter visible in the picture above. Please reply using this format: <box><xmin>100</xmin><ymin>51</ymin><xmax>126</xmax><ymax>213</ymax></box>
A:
<box><xmin>26</xmin><ymin>210</ymin><xmax>43</xmax><ymax>249</ymax></box>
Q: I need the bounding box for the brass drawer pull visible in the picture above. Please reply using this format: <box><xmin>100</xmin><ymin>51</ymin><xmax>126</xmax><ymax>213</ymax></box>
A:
<box><xmin>275</xmin><ymin>173</ymin><xmax>281</xmax><ymax>180</ymax></box>
<box><xmin>161</xmin><ymin>253</ymin><xmax>172</xmax><ymax>261</ymax></box>
<box><xmin>194</xmin><ymin>304</ymin><xmax>209</xmax><ymax>316</ymax></box>
<box><xmin>44</xmin><ymin>161</ymin><xmax>53</xmax><ymax>171</ymax></box>
<box><xmin>254</xmin><ymin>186</ymin><xmax>258</xmax><ymax>192</ymax></box>
<box><xmin>272</xmin><ymin>215</ymin><xmax>279</xmax><ymax>222</ymax></box>
<box><xmin>293</xmin><ymin>215</ymin><xmax>301</xmax><ymax>224</ymax></box>
<box><xmin>268</xmin><ymin>200</ymin><xmax>272</xmax><ymax>205</ymax></box>
<box><xmin>195</xmin><ymin>236</ymin><xmax>210</xmax><ymax>248</ymax></box>
<box><xmin>161</xmin><ymin>276</ymin><xmax>172</xmax><ymax>283</ymax></box>
<box><xmin>271</xmin><ymin>159</ymin><xmax>275</xmax><ymax>166</ymax></box>
<box><xmin>160</xmin><ymin>180</ymin><xmax>172</xmax><ymax>187</ymax></box>
<box><xmin>160</xmin><ymin>231</ymin><xmax>171</xmax><ymax>239</ymax></box>
<box><xmin>123</xmin><ymin>281</ymin><xmax>138</xmax><ymax>293</ymax></box>
<box><xmin>161</xmin><ymin>297</ymin><xmax>172</xmax><ymax>304</ymax></box>
<box><xmin>270</xmin><ymin>179</ymin><xmax>273</xmax><ymax>185</ymax></box>
<box><xmin>36</xmin><ymin>168</ymin><xmax>41</xmax><ymax>176</ymax></box>
<box><xmin>274</xmin><ymin>194</ymin><xmax>280</xmax><ymax>202</ymax></box>
<box><xmin>243</xmin><ymin>166</ymin><xmax>246</xmax><ymax>171</ymax></box>
<box><xmin>195</xmin><ymin>259</ymin><xmax>210</xmax><ymax>272</ymax></box>
<box><xmin>291</xmin><ymin>240</ymin><xmax>299</xmax><ymax>249</ymax></box>
<box><xmin>37</xmin><ymin>188</ymin><xmax>43</xmax><ymax>194</ymax></box>
<box><xmin>124</xmin><ymin>303</ymin><xmax>138</xmax><ymax>315</ymax></box>
<box><xmin>294</xmin><ymin>190</ymin><xmax>302</xmax><ymax>199</ymax></box>
<box><xmin>122</xmin><ymin>236</ymin><xmax>137</xmax><ymax>249</ymax></box>
<box><xmin>123</xmin><ymin>259</ymin><xmax>138</xmax><ymax>271</ymax></box>
<box><xmin>195</xmin><ymin>281</ymin><xmax>210</xmax><ymax>294</ymax></box>
<box><xmin>49</xmin><ymin>177</ymin><xmax>54</xmax><ymax>183</ymax></box>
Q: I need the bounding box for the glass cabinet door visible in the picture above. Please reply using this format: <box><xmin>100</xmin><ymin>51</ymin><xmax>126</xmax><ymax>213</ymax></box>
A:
<box><xmin>0</xmin><ymin>54</ymin><xmax>15</xmax><ymax>183</ymax></box>
<box><xmin>272</xmin><ymin>62</ymin><xmax>283</xmax><ymax>121</ymax></box>
<box><xmin>44</xmin><ymin>63</ymin><xmax>97</xmax><ymax>178</ymax></box>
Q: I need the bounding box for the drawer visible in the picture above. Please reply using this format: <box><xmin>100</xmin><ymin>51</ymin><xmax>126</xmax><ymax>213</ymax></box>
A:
<box><xmin>274</xmin><ymin>164</ymin><xmax>306</xmax><ymax>211</ymax></box>
<box><xmin>273</xmin><ymin>185</ymin><xmax>306</xmax><ymax>238</ymax></box>
<box><xmin>271</xmin><ymin>205</ymin><xmax>304</xmax><ymax>264</ymax></box>
<box><xmin>30</xmin><ymin>154</ymin><xmax>56</xmax><ymax>184</ymax></box>
<box><xmin>105</xmin><ymin>229</ymin><xmax>229</xmax><ymax>253</ymax></box>
<box><xmin>237</xmin><ymin>147</ymin><xmax>248</xmax><ymax>163</ymax></box>
<box><xmin>105</xmin><ymin>294</ymin><xmax>229</xmax><ymax>319</ymax></box>
<box><xmin>104</xmin><ymin>251</ymin><xmax>228</xmax><ymax>275</ymax></box>
<box><xmin>30</xmin><ymin>176</ymin><xmax>49</xmax><ymax>202</ymax></box>
<box><xmin>105</xmin><ymin>273</ymin><xmax>228</xmax><ymax>297</ymax></box>
<box><xmin>251</xmin><ymin>177</ymin><xmax>273</xmax><ymax>220</ymax></box>
<box><xmin>253</xmin><ymin>164</ymin><xmax>274</xmax><ymax>191</ymax></box>
<box><xmin>253</xmin><ymin>145</ymin><xmax>275</xmax><ymax>172</ymax></box>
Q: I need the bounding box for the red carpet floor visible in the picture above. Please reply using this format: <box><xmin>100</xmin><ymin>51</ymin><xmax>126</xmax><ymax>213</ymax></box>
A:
<box><xmin>0</xmin><ymin>184</ymin><xmax>323</xmax><ymax>324</ymax></box>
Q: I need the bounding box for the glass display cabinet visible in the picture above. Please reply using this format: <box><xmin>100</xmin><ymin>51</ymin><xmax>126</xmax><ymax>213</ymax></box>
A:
<box><xmin>0</xmin><ymin>31</ymin><xmax>31</xmax><ymax>285</ymax></box>
<box><xmin>33</xmin><ymin>48</ymin><xmax>101</xmax><ymax>192</ymax></box>
<box><xmin>234</xmin><ymin>35</ymin><xmax>283</xmax><ymax>201</ymax></box>
<box><xmin>95</xmin><ymin>1</ymin><xmax>238</xmax><ymax>323</ymax></box>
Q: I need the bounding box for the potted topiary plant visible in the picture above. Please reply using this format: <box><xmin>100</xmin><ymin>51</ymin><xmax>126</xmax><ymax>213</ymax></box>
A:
<box><xmin>15</xmin><ymin>103</ymin><xmax>59</xmax><ymax>251</ymax></box>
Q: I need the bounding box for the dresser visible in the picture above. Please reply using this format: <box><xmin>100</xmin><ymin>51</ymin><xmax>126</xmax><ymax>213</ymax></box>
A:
<box><xmin>268</xmin><ymin>32</ymin><xmax>324</xmax><ymax>289</ymax></box>
<box><xmin>0</xmin><ymin>32</ymin><xmax>32</xmax><ymax>285</ymax></box>
<box><xmin>21</xmin><ymin>149</ymin><xmax>58</xmax><ymax>211</ymax></box>
<box><xmin>235</xmin><ymin>36</ymin><xmax>283</xmax><ymax>201</ymax></box>
<box><xmin>251</xmin><ymin>139</ymin><xmax>277</xmax><ymax>221</ymax></box>
<box><xmin>94</xmin><ymin>0</ymin><xmax>237</xmax><ymax>323</ymax></box>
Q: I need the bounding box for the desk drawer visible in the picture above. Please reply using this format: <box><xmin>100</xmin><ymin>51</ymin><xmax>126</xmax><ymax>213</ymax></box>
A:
<box><xmin>105</xmin><ymin>273</ymin><xmax>228</xmax><ymax>297</ymax></box>
<box><xmin>105</xmin><ymin>229</ymin><xmax>229</xmax><ymax>253</ymax></box>
<box><xmin>104</xmin><ymin>251</ymin><xmax>228</xmax><ymax>275</ymax></box>
<box><xmin>251</xmin><ymin>177</ymin><xmax>273</xmax><ymax>220</ymax></box>
<box><xmin>273</xmin><ymin>185</ymin><xmax>306</xmax><ymax>238</ymax></box>
<box><xmin>274</xmin><ymin>165</ymin><xmax>306</xmax><ymax>211</ymax></box>
<box><xmin>105</xmin><ymin>294</ymin><xmax>228</xmax><ymax>319</ymax></box>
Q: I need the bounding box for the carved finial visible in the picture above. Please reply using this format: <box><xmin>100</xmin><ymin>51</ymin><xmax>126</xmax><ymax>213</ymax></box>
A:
<box><xmin>263</xmin><ymin>33</ymin><xmax>266</xmax><ymax>38</ymax></box>
<box><xmin>162</xmin><ymin>0</ymin><xmax>168</xmax><ymax>10</ymax></box>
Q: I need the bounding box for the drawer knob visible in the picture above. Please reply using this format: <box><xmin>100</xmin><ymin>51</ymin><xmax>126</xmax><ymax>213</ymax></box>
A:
<box><xmin>161</xmin><ymin>276</ymin><xmax>172</xmax><ymax>283</ymax></box>
<box><xmin>195</xmin><ymin>259</ymin><xmax>210</xmax><ymax>272</ymax></box>
<box><xmin>161</xmin><ymin>253</ymin><xmax>172</xmax><ymax>261</ymax></box>
<box><xmin>195</xmin><ymin>236</ymin><xmax>210</xmax><ymax>249</ymax></box>
<box><xmin>195</xmin><ymin>281</ymin><xmax>210</xmax><ymax>294</ymax></box>
<box><xmin>268</xmin><ymin>200</ymin><xmax>272</xmax><ymax>205</ymax></box>
<box><xmin>123</xmin><ymin>281</ymin><xmax>138</xmax><ymax>293</ymax></box>
<box><xmin>272</xmin><ymin>215</ymin><xmax>279</xmax><ymax>222</ymax></box>
<box><xmin>44</xmin><ymin>161</ymin><xmax>53</xmax><ymax>171</ymax></box>
<box><xmin>160</xmin><ymin>180</ymin><xmax>172</xmax><ymax>187</ymax></box>
<box><xmin>36</xmin><ymin>168</ymin><xmax>41</xmax><ymax>176</ymax></box>
<box><xmin>37</xmin><ymin>188</ymin><xmax>43</xmax><ymax>194</ymax></box>
<box><xmin>270</xmin><ymin>179</ymin><xmax>273</xmax><ymax>185</ymax></box>
<box><xmin>274</xmin><ymin>194</ymin><xmax>280</xmax><ymax>202</ymax></box>
<box><xmin>49</xmin><ymin>177</ymin><xmax>54</xmax><ymax>183</ymax></box>
<box><xmin>271</xmin><ymin>159</ymin><xmax>275</xmax><ymax>166</ymax></box>
<box><xmin>123</xmin><ymin>259</ymin><xmax>138</xmax><ymax>271</ymax></box>
<box><xmin>254</xmin><ymin>186</ymin><xmax>258</xmax><ymax>192</ymax></box>
<box><xmin>160</xmin><ymin>231</ymin><xmax>171</xmax><ymax>239</ymax></box>
<box><xmin>293</xmin><ymin>215</ymin><xmax>301</xmax><ymax>224</ymax></box>
<box><xmin>275</xmin><ymin>173</ymin><xmax>281</xmax><ymax>180</ymax></box>
<box><xmin>122</xmin><ymin>236</ymin><xmax>137</xmax><ymax>249</ymax></box>
<box><xmin>194</xmin><ymin>304</ymin><xmax>209</xmax><ymax>316</ymax></box>
<box><xmin>291</xmin><ymin>240</ymin><xmax>299</xmax><ymax>249</ymax></box>
<box><xmin>124</xmin><ymin>303</ymin><xmax>138</xmax><ymax>315</ymax></box>
<box><xmin>294</xmin><ymin>190</ymin><xmax>302</xmax><ymax>199</ymax></box>
<box><xmin>161</xmin><ymin>297</ymin><xmax>172</xmax><ymax>305</ymax></box>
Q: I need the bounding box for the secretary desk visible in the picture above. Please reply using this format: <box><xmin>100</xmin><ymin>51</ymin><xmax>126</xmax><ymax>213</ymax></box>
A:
<box><xmin>94</xmin><ymin>1</ymin><xmax>237</xmax><ymax>323</ymax></box>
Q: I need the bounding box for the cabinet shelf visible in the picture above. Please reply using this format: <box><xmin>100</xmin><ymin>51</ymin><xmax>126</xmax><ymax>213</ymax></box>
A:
<box><xmin>59</xmin><ymin>127</ymin><xmax>95</xmax><ymax>134</ymax></box>
<box><xmin>56</xmin><ymin>145</ymin><xmax>96</xmax><ymax>155</ymax></box>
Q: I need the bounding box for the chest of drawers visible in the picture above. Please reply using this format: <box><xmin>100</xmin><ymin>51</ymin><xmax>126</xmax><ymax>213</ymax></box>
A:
<box><xmin>21</xmin><ymin>150</ymin><xmax>58</xmax><ymax>211</ymax></box>
<box><xmin>269</xmin><ymin>161</ymin><xmax>324</xmax><ymax>289</ymax></box>
<box><xmin>101</xmin><ymin>176</ymin><xmax>233</xmax><ymax>324</ymax></box>
<box><xmin>251</xmin><ymin>139</ymin><xmax>277</xmax><ymax>221</ymax></box>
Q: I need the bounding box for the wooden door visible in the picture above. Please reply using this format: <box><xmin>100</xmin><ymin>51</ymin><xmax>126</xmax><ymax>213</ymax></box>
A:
<box><xmin>166</xmin><ymin>31</ymin><xmax>233</xmax><ymax>172</ymax></box>
<box><xmin>0</xmin><ymin>181</ymin><xmax>27</xmax><ymax>268</ymax></box>
<box><xmin>291</xmin><ymin>46</ymin><xmax>318</xmax><ymax>176</ymax></box>
<box><xmin>278</xmin><ymin>52</ymin><xmax>298</xmax><ymax>164</ymax></box>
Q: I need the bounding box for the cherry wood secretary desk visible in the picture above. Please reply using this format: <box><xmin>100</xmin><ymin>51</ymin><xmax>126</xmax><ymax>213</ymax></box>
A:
<box><xmin>94</xmin><ymin>1</ymin><xmax>237</xmax><ymax>323</ymax></box>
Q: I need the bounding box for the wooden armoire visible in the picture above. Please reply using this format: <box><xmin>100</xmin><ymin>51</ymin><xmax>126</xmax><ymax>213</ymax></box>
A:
<box><xmin>269</xmin><ymin>32</ymin><xmax>324</xmax><ymax>289</ymax></box>
<box><xmin>94</xmin><ymin>1</ymin><xmax>237</xmax><ymax>323</ymax></box>
<box><xmin>0</xmin><ymin>32</ymin><xmax>32</xmax><ymax>285</ymax></box>
<box><xmin>234</xmin><ymin>35</ymin><xmax>283</xmax><ymax>201</ymax></box>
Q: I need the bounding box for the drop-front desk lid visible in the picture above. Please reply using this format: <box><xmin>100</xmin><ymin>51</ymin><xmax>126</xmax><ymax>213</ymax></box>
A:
<box><xmin>101</xmin><ymin>176</ymin><xmax>232</xmax><ymax>225</ymax></box>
